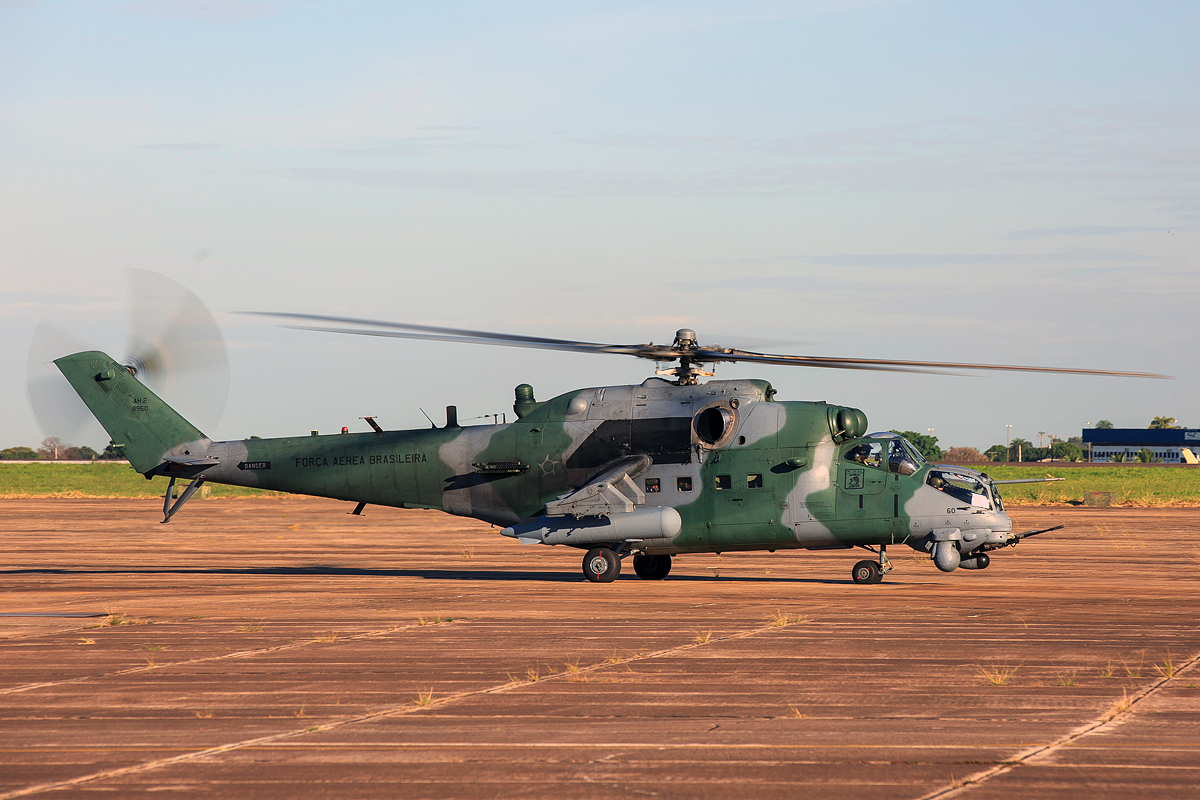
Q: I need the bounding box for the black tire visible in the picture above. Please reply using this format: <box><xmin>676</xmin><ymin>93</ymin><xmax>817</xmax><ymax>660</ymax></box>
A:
<box><xmin>633</xmin><ymin>554</ymin><xmax>672</xmax><ymax>580</ymax></box>
<box><xmin>852</xmin><ymin>559</ymin><xmax>881</xmax><ymax>585</ymax></box>
<box><xmin>583</xmin><ymin>548</ymin><xmax>621</xmax><ymax>583</ymax></box>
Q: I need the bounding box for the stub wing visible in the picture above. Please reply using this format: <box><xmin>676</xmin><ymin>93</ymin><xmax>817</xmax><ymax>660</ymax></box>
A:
<box><xmin>544</xmin><ymin>454</ymin><xmax>653</xmax><ymax>517</ymax></box>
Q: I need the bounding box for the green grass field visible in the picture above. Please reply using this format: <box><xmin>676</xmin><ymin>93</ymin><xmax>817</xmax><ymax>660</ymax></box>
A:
<box><xmin>962</xmin><ymin>465</ymin><xmax>1200</xmax><ymax>506</ymax></box>
<box><xmin>2</xmin><ymin>462</ymin><xmax>1198</xmax><ymax>506</ymax></box>
<box><xmin>0</xmin><ymin>463</ymin><xmax>284</xmax><ymax>499</ymax></box>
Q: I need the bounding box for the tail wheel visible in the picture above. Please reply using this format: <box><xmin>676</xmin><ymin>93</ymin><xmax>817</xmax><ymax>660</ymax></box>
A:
<box><xmin>583</xmin><ymin>548</ymin><xmax>621</xmax><ymax>583</ymax></box>
<box><xmin>852</xmin><ymin>559</ymin><xmax>882</xmax><ymax>584</ymax></box>
<box><xmin>632</xmin><ymin>554</ymin><xmax>672</xmax><ymax>580</ymax></box>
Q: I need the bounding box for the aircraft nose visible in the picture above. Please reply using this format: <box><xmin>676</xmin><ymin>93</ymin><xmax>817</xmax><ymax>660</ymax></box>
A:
<box><xmin>996</xmin><ymin>510</ymin><xmax>1013</xmax><ymax>533</ymax></box>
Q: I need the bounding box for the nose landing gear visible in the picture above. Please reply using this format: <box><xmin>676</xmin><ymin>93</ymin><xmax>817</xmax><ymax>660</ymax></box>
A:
<box><xmin>852</xmin><ymin>547</ymin><xmax>894</xmax><ymax>585</ymax></box>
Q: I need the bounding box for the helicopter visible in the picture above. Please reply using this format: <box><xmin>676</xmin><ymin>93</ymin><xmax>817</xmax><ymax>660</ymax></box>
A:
<box><xmin>46</xmin><ymin>292</ymin><xmax>1168</xmax><ymax>585</ymax></box>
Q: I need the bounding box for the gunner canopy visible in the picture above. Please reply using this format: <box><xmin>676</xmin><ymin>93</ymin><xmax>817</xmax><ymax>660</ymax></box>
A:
<box><xmin>926</xmin><ymin>469</ymin><xmax>993</xmax><ymax>509</ymax></box>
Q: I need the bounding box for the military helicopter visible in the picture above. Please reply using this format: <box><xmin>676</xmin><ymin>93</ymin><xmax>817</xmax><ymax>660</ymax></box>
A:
<box><xmin>48</xmin><ymin>295</ymin><xmax>1166</xmax><ymax>585</ymax></box>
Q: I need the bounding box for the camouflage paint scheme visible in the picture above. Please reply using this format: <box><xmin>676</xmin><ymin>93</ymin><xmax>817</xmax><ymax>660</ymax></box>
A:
<box><xmin>56</xmin><ymin>351</ymin><xmax>1017</xmax><ymax>580</ymax></box>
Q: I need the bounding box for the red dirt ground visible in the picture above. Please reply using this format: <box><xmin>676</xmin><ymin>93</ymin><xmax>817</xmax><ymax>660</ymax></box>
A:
<box><xmin>1</xmin><ymin>499</ymin><xmax>1198</xmax><ymax>798</ymax></box>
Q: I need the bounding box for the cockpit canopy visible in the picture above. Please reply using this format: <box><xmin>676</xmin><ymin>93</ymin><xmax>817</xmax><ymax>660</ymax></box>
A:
<box><xmin>926</xmin><ymin>468</ymin><xmax>993</xmax><ymax>509</ymax></box>
<box><xmin>844</xmin><ymin>432</ymin><xmax>925</xmax><ymax>476</ymax></box>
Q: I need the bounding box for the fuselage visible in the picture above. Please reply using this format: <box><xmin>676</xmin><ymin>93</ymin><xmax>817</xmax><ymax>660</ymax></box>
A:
<box><xmin>196</xmin><ymin>377</ymin><xmax>1014</xmax><ymax>556</ymax></box>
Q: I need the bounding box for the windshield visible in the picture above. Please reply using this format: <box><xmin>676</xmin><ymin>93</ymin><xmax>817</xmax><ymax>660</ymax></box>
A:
<box><xmin>990</xmin><ymin>483</ymin><xmax>1005</xmax><ymax>511</ymax></box>
<box><xmin>863</xmin><ymin>432</ymin><xmax>924</xmax><ymax>475</ymax></box>
<box><xmin>886</xmin><ymin>439</ymin><xmax>919</xmax><ymax>476</ymax></box>
<box><xmin>926</xmin><ymin>469</ymin><xmax>992</xmax><ymax>508</ymax></box>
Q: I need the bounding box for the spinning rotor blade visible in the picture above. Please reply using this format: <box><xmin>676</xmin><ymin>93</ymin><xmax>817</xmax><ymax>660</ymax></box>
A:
<box><xmin>27</xmin><ymin>322</ymin><xmax>108</xmax><ymax>447</ymax></box>
<box><xmin>125</xmin><ymin>269</ymin><xmax>230</xmax><ymax>433</ymax></box>
<box><xmin>25</xmin><ymin>271</ymin><xmax>230</xmax><ymax>449</ymax></box>
<box><xmin>248</xmin><ymin>312</ymin><xmax>1170</xmax><ymax>380</ymax></box>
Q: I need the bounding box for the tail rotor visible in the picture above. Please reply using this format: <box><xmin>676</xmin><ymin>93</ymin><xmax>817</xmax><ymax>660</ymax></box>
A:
<box><xmin>25</xmin><ymin>270</ymin><xmax>230</xmax><ymax>449</ymax></box>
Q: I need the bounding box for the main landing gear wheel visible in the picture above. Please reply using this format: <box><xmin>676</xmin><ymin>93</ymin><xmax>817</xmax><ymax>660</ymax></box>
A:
<box><xmin>632</xmin><ymin>554</ymin><xmax>672</xmax><ymax>580</ymax></box>
<box><xmin>852</xmin><ymin>559</ymin><xmax>882</xmax><ymax>585</ymax></box>
<box><xmin>583</xmin><ymin>547</ymin><xmax>621</xmax><ymax>583</ymax></box>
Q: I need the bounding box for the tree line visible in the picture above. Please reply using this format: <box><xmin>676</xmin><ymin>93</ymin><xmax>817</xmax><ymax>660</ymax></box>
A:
<box><xmin>900</xmin><ymin>416</ymin><xmax>1187</xmax><ymax>464</ymax></box>
<box><xmin>0</xmin><ymin>438</ymin><xmax>126</xmax><ymax>461</ymax></box>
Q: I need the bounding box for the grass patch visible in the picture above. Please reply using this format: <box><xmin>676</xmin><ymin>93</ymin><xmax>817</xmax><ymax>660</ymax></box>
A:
<box><xmin>1121</xmin><ymin>653</ymin><xmax>1144</xmax><ymax>678</ymax></box>
<box><xmin>313</xmin><ymin>632</ymin><xmax>338</xmax><ymax>643</ymax></box>
<box><xmin>770</xmin><ymin>611</ymin><xmax>807</xmax><ymax>627</ymax></box>
<box><xmin>8</xmin><ymin>462</ymin><xmax>1199</xmax><ymax>505</ymax></box>
<box><xmin>695</xmin><ymin>630</ymin><xmax>713</xmax><ymax>644</ymax></box>
<box><xmin>88</xmin><ymin>612</ymin><xmax>148</xmax><ymax>628</ymax></box>
<box><xmin>0</xmin><ymin>463</ymin><xmax>288</xmax><ymax>498</ymax></box>
<box><xmin>414</xmin><ymin>688</ymin><xmax>434</xmax><ymax>706</ymax></box>
<box><xmin>1056</xmin><ymin>672</ymin><xmax>1078</xmax><ymax>687</ymax></box>
<box><xmin>1153</xmin><ymin>652</ymin><xmax>1177</xmax><ymax>679</ymax></box>
<box><xmin>787</xmin><ymin>705</ymin><xmax>805</xmax><ymax>719</ymax></box>
<box><xmin>977</xmin><ymin>663</ymin><xmax>1020</xmax><ymax>686</ymax></box>
<box><xmin>1103</xmin><ymin>689</ymin><xmax>1132</xmax><ymax>721</ymax></box>
<box><xmin>981</xmin><ymin>465</ymin><xmax>1200</xmax><ymax>506</ymax></box>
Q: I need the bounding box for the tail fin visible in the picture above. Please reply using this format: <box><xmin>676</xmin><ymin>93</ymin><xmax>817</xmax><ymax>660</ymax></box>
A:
<box><xmin>54</xmin><ymin>351</ymin><xmax>207</xmax><ymax>475</ymax></box>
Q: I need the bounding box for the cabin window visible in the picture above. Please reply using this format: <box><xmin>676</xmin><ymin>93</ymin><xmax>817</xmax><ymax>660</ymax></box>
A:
<box><xmin>645</xmin><ymin>478</ymin><xmax>661</xmax><ymax>493</ymax></box>
<box><xmin>747</xmin><ymin>473</ymin><xmax>763</xmax><ymax>489</ymax></box>
<box><xmin>715</xmin><ymin>474</ymin><xmax>731</xmax><ymax>490</ymax></box>
<box><xmin>677</xmin><ymin>476</ymin><xmax>693</xmax><ymax>492</ymax></box>
<box><xmin>844</xmin><ymin>441</ymin><xmax>884</xmax><ymax>468</ymax></box>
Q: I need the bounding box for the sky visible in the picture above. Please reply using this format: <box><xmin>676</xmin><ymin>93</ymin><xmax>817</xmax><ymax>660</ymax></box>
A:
<box><xmin>1</xmin><ymin>0</ymin><xmax>1197</xmax><ymax>453</ymax></box>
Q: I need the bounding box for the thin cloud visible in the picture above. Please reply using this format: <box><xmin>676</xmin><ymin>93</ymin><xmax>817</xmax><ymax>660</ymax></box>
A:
<box><xmin>332</xmin><ymin>136</ymin><xmax>521</xmax><ymax>156</ymax></box>
<box><xmin>0</xmin><ymin>291</ymin><xmax>121</xmax><ymax>321</ymax></box>
<box><xmin>120</xmin><ymin>1</ymin><xmax>276</xmax><ymax>20</ymax></box>
<box><xmin>1007</xmin><ymin>225</ymin><xmax>1178</xmax><ymax>239</ymax></box>
<box><xmin>137</xmin><ymin>142</ymin><xmax>221</xmax><ymax>151</ymax></box>
<box><xmin>802</xmin><ymin>248</ymin><xmax>1153</xmax><ymax>267</ymax></box>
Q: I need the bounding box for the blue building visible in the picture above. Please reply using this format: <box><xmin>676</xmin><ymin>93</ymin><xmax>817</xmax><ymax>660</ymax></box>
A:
<box><xmin>1081</xmin><ymin>428</ymin><xmax>1200</xmax><ymax>463</ymax></box>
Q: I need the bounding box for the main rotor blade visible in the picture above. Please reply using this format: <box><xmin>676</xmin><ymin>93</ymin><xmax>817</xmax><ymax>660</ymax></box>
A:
<box><xmin>279</xmin><ymin>323</ymin><xmax>653</xmax><ymax>357</ymax></box>
<box><xmin>248</xmin><ymin>312</ymin><xmax>1171</xmax><ymax>379</ymax></box>
<box><xmin>690</xmin><ymin>348</ymin><xmax>1172</xmax><ymax>379</ymax></box>
<box><xmin>247</xmin><ymin>311</ymin><xmax>674</xmax><ymax>359</ymax></box>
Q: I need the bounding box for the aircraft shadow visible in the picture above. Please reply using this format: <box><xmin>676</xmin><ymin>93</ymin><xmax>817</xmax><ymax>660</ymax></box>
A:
<box><xmin>1</xmin><ymin>565</ymin><xmax>853</xmax><ymax>585</ymax></box>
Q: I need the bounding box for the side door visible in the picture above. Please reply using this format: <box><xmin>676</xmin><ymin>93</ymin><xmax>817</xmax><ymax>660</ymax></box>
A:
<box><xmin>704</xmin><ymin>403</ymin><xmax>783</xmax><ymax>548</ymax></box>
<box><xmin>835</xmin><ymin>440</ymin><xmax>895</xmax><ymax>538</ymax></box>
